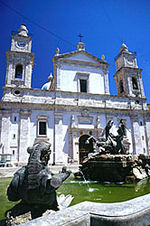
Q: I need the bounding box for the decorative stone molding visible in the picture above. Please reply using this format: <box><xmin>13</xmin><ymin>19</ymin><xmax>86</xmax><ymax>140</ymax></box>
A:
<box><xmin>20</xmin><ymin>110</ymin><xmax>31</xmax><ymax>115</ymax></box>
<box><xmin>78</xmin><ymin>116</ymin><xmax>93</xmax><ymax>125</ymax></box>
<box><xmin>37</xmin><ymin>115</ymin><xmax>49</xmax><ymax>120</ymax></box>
<box><xmin>81</xmin><ymin>109</ymin><xmax>89</xmax><ymax>117</ymax></box>
<box><xmin>34</xmin><ymin>137</ymin><xmax>49</xmax><ymax>144</ymax></box>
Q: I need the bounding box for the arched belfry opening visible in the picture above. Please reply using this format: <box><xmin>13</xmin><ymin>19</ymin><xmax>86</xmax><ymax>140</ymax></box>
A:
<box><xmin>132</xmin><ymin>77</ymin><xmax>138</xmax><ymax>90</ymax></box>
<box><xmin>15</xmin><ymin>64</ymin><xmax>23</xmax><ymax>79</ymax></box>
<box><xmin>79</xmin><ymin>134</ymin><xmax>93</xmax><ymax>163</ymax></box>
<box><xmin>119</xmin><ymin>80</ymin><xmax>124</xmax><ymax>93</ymax></box>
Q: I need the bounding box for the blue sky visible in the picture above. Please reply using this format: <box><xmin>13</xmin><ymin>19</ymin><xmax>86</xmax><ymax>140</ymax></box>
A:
<box><xmin>0</xmin><ymin>0</ymin><xmax>150</xmax><ymax>102</ymax></box>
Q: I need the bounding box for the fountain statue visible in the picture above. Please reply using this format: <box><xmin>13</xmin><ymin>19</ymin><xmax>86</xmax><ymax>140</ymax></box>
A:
<box><xmin>76</xmin><ymin>119</ymin><xmax>150</xmax><ymax>182</ymax></box>
<box><xmin>5</xmin><ymin>142</ymin><xmax>72</xmax><ymax>221</ymax></box>
<box><xmin>86</xmin><ymin>119</ymin><xmax>127</xmax><ymax>155</ymax></box>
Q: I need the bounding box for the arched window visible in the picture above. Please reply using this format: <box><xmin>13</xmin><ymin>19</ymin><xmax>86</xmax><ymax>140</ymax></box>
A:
<box><xmin>119</xmin><ymin>80</ymin><xmax>124</xmax><ymax>93</ymax></box>
<box><xmin>132</xmin><ymin>77</ymin><xmax>138</xmax><ymax>90</ymax></box>
<box><xmin>15</xmin><ymin>64</ymin><xmax>23</xmax><ymax>79</ymax></box>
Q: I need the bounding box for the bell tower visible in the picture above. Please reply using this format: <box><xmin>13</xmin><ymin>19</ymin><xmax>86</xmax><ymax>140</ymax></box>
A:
<box><xmin>5</xmin><ymin>24</ymin><xmax>34</xmax><ymax>88</ymax></box>
<box><xmin>114</xmin><ymin>43</ymin><xmax>145</xmax><ymax>98</ymax></box>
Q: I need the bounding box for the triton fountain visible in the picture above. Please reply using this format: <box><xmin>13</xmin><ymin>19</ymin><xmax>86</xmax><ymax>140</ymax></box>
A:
<box><xmin>75</xmin><ymin>119</ymin><xmax>150</xmax><ymax>182</ymax></box>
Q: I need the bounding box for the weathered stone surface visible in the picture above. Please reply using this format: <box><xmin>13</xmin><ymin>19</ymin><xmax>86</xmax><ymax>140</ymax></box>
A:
<box><xmin>21</xmin><ymin>194</ymin><xmax>150</xmax><ymax>226</ymax></box>
<box><xmin>78</xmin><ymin>154</ymin><xmax>150</xmax><ymax>182</ymax></box>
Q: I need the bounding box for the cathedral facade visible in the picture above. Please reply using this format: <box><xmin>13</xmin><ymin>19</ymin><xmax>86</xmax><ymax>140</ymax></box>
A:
<box><xmin>0</xmin><ymin>25</ymin><xmax>150</xmax><ymax>165</ymax></box>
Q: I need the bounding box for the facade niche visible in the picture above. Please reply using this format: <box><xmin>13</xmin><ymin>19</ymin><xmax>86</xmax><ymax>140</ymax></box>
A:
<box><xmin>15</xmin><ymin>64</ymin><xmax>23</xmax><ymax>79</ymax></box>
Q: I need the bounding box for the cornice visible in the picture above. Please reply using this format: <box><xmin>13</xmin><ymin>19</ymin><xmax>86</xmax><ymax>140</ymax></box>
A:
<box><xmin>115</xmin><ymin>51</ymin><xmax>136</xmax><ymax>62</ymax></box>
<box><xmin>11</xmin><ymin>34</ymin><xmax>32</xmax><ymax>40</ymax></box>
<box><xmin>1</xmin><ymin>101</ymin><xmax>149</xmax><ymax>116</ymax></box>
<box><xmin>114</xmin><ymin>67</ymin><xmax>142</xmax><ymax>78</ymax></box>
<box><xmin>6</xmin><ymin>50</ymin><xmax>34</xmax><ymax>58</ymax></box>
<box><xmin>54</xmin><ymin>58</ymin><xmax>108</xmax><ymax>68</ymax></box>
<box><xmin>2</xmin><ymin>86</ymin><xmax>147</xmax><ymax>101</ymax></box>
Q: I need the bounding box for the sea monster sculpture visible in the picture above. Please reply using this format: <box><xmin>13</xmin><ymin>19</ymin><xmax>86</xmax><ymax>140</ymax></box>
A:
<box><xmin>86</xmin><ymin>119</ymin><xmax>127</xmax><ymax>155</ymax></box>
<box><xmin>6</xmin><ymin>142</ymin><xmax>71</xmax><ymax>219</ymax></box>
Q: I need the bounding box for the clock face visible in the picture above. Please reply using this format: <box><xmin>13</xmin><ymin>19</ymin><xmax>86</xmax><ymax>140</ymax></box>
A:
<box><xmin>17</xmin><ymin>41</ymin><xmax>26</xmax><ymax>48</ymax></box>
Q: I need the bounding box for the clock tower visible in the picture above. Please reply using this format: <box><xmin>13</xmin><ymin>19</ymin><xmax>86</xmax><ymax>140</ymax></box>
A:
<box><xmin>5</xmin><ymin>24</ymin><xmax>34</xmax><ymax>88</ymax></box>
<box><xmin>114</xmin><ymin>43</ymin><xmax>145</xmax><ymax>98</ymax></box>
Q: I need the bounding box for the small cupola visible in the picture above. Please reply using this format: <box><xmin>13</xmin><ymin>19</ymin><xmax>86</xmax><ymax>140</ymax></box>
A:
<box><xmin>120</xmin><ymin>43</ymin><xmax>129</xmax><ymax>53</ymax></box>
<box><xmin>18</xmin><ymin>24</ymin><xmax>28</xmax><ymax>37</ymax></box>
<box><xmin>77</xmin><ymin>42</ymin><xmax>85</xmax><ymax>51</ymax></box>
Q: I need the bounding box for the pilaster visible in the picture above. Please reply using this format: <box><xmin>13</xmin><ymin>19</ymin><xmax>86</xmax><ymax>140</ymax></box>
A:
<box><xmin>0</xmin><ymin>110</ymin><xmax>11</xmax><ymax>155</ymax></box>
<box><xmin>104</xmin><ymin>69</ymin><xmax>110</xmax><ymax>94</ymax></box>
<box><xmin>130</xmin><ymin>115</ymin><xmax>142</xmax><ymax>155</ymax></box>
<box><xmin>145</xmin><ymin>116</ymin><xmax>150</xmax><ymax>155</ymax></box>
<box><xmin>54</xmin><ymin>112</ymin><xmax>64</xmax><ymax>164</ymax></box>
<box><xmin>18</xmin><ymin>110</ymin><xmax>31</xmax><ymax>163</ymax></box>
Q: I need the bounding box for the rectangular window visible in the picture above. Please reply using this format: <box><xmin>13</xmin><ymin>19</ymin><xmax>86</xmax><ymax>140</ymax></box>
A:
<box><xmin>39</xmin><ymin>121</ymin><xmax>47</xmax><ymax>135</ymax></box>
<box><xmin>80</xmin><ymin>79</ymin><xmax>87</xmax><ymax>93</ymax></box>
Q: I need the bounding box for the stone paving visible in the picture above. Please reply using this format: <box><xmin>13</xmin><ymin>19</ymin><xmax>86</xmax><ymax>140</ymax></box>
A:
<box><xmin>0</xmin><ymin>164</ymin><xmax>80</xmax><ymax>178</ymax></box>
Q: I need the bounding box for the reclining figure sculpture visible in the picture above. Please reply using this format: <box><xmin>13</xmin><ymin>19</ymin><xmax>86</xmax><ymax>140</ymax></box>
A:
<box><xmin>6</xmin><ymin>142</ymin><xmax>71</xmax><ymax>219</ymax></box>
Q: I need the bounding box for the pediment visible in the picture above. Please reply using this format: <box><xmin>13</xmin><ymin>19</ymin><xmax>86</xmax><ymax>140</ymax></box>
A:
<box><xmin>63</xmin><ymin>52</ymin><xmax>99</xmax><ymax>64</ymax></box>
<box><xmin>53</xmin><ymin>50</ymin><xmax>108</xmax><ymax>66</ymax></box>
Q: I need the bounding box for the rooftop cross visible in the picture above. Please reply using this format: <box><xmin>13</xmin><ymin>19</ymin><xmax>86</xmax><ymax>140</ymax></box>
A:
<box><xmin>78</xmin><ymin>34</ymin><xmax>83</xmax><ymax>42</ymax></box>
<box><xmin>122</xmin><ymin>39</ymin><xmax>126</xmax><ymax>44</ymax></box>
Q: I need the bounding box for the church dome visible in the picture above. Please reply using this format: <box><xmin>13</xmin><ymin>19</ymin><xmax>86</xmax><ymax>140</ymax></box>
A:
<box><xmin>41</xmin><ymin>73</ymin><xmax>53</xmax><ymax>90</ymax></box>
<box><xmin>41</xmin><ymin>82</ymin><xmax>51</xmax><ymax>90</ymax></box>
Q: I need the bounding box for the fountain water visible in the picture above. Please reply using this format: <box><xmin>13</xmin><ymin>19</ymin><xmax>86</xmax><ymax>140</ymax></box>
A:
<box><xmin>79</xmin><ymin>169</ymin><xmax>98</xmax><ymax>192</ymax></box>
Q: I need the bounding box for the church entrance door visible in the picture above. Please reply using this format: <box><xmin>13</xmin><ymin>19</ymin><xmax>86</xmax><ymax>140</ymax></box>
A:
<box><xmin>79</xmin><ymin>135</ymin><xmax>91</xmax><ymax>163</ymax></box>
